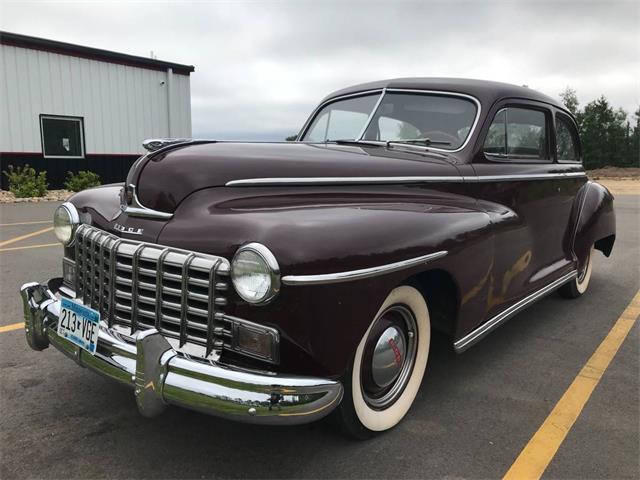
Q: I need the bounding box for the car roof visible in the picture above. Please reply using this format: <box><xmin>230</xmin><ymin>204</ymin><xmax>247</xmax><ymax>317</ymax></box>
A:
<box><xmin>321</xmin><ymin>77</ymin><xmax>563</xmax><ymax>110</ymax></box>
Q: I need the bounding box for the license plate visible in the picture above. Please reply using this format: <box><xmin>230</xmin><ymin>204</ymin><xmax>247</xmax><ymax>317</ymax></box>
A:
<box><xmin>58</xmin><ymin>298</ymin><xmax>100</xmax><ymax>354</ymax></box>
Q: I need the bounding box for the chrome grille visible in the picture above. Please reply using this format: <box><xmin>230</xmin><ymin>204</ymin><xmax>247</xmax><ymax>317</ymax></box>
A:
<box><xmin>74</xmin><ymin>224</ymin><xmax>231</xmax><ymax>357</ymax></box>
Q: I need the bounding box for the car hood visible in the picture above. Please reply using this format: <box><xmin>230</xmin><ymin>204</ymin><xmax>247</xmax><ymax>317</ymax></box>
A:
<box><xmin>133</xmin><ymin>141</ymin><xmax>462</xmax><ymax>213</ymax></box>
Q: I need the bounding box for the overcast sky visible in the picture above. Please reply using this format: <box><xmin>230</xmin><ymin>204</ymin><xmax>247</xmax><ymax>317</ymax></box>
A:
<box><xmin>2</xmin><ymin>0</ymin><xmax>638</xmax><ymax>140</ymax></box>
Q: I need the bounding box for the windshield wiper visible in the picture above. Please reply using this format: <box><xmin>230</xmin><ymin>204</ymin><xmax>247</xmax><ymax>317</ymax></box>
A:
<box><xmin>387</xmin><ymin>138</ymin><xmax>452</xmax><ymax>147</ymax></box>
<box><xmin>329</xmin><ymin>139</ymin><xmax>384</xmax><ymax>147</ymax></box>
<box><xmin>325</xmin><ymin>138</ymin><xmax>450</xmax><ymax>156</ymax></box>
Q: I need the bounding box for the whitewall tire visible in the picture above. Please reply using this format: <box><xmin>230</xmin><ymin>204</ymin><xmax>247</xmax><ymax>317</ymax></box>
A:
<box><xmin>335</xmin><ymin>285</ymin><xmax>431</xmax><ymax>438</ymax></box>
<box><xmin>560</xmin><ymin>247</ymin><xmax>594</xmax><ymax>299</ymax></box>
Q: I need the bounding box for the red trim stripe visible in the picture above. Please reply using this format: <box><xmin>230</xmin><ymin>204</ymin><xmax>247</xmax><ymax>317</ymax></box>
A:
<box><xmin>1</xmin><ymin>152</ymin><xmax>140</xmax><ymax>157</ymax></box>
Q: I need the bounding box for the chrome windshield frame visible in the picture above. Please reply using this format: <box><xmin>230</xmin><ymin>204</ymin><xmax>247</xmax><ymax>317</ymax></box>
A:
<box><xmin>298</xmin><ymin>88</ymin><xmax>482</xmax><ymax>154</ymax></box>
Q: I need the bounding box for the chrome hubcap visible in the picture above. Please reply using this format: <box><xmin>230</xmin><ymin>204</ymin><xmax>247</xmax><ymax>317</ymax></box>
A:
<box><xmin>361</xmin><ymin>305</ymin><xmax>417</xmax><ymax>409</ymax></box>
<box><xmin>371</xmin><ymin>326</ymin><xmax>406</xmax><ymax>388</ymax></box>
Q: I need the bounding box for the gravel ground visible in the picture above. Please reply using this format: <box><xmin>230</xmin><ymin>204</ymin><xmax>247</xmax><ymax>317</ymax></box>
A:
<box><xmin>588</xmin><ymin>166</ymin><xmax>640</xmax><ymax>178</ymax></box>
<box><xmin>0</xmin><ymin>190</ymin><xmax>72</xmax><ymax>204</ymax></box>
<box><xmin>595</xmin><ymin>179</ymin><xmax>640</xmax><ymax>195</ymax></box>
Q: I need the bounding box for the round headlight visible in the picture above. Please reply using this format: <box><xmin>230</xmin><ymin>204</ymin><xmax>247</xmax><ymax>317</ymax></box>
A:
<box><xmin>231</xmin><ymin>243</ymin><xmax>281</xmax><ymax>305</ymax></box>
<box><xmin>53</xmin><ymin>202</ymin><xmax>80</xmax><ymax>246</ymax></box>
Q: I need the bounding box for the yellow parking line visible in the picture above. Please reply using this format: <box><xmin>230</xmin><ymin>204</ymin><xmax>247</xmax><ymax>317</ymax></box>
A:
<box><xmin>0</xmin><ymin>243</ymin><xmax>59</xmax><ymax>252</ymax></box>
<box><xmin>0</xmin><ymin>322</ymin><xmax>24</xmax><ymax>333</ymax></box>
<box><xmin>0</xmin><ymin>226</ymin><xmax>54</xmax><ymax>248</ymax></box>
<box><xmin>0</xmin><ymin>220</ymin><xmax>50</xmax><ymax>227</ymax></box>
<box><xmin>503</xmin><ymin>291</ymin><xmax>640</xmax><ymax>480</ymax></box>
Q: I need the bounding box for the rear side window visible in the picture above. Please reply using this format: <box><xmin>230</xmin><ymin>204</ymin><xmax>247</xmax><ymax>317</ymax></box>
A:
<box><xmin>556</xmin><ymin>114</ymin><xmax>580</xmax><ymax>162</ymax></box>
<box><xmin>484</xmin><ymin>107</ymin><xmax>549</xmax><ymax>160</ymax></box>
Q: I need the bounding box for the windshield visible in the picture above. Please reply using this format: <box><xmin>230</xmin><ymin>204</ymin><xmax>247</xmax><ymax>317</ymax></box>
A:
<box><xmin>302</xmin><ymin>91</ymin><xmax>478</xmax><ymax>150</ymax></box>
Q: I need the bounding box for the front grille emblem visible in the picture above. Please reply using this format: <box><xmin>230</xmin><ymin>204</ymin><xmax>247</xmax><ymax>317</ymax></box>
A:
<box><xmin>114</xmin><ymin>223</ymin><xmax>144</xmax><ymax>235</ymax></box>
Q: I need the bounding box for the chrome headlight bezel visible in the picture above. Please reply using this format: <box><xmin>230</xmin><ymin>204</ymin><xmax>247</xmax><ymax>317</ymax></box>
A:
<box><xmin>53</xmin><ymin>202</ymin><xmax>80</xmax><ymax>246</ymax></box>
<box><xmin>231</xmin><ymin>243</ymin><xmax>281</xmax><ymax>305</ymax></box>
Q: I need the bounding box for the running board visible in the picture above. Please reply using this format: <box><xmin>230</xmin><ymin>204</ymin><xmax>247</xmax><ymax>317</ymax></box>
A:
<box><xmin>454</xmin><ymin>270</ymin><xmax>578</xmax><ymax>353</ymax></box>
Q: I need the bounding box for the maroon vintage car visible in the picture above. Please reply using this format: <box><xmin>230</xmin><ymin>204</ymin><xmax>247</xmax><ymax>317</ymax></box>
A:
<box><xmin>21</xmin><ymin>78</ymin><xmax>615</xmax><ymax>438</ymax></box>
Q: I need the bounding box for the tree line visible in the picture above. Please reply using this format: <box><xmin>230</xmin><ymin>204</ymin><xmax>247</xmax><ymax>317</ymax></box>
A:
<box><xmin>560</xmin><ymin>88</ymin><xmax>639</xmax><ymax>169</ymax></box>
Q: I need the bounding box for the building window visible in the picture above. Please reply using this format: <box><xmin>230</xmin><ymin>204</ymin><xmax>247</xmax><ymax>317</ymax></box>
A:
<box><xmin>40</xmin><ymin>115</ymin><xmax>85</xmax><ymax>159</ymax></box>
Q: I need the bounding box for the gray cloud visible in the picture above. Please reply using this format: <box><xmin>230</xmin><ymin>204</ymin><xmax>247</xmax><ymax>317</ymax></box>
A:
<box><xmin>2</xmin><ymin>0</ymin><xmax>638</xmax><ymax>140</ymax></box>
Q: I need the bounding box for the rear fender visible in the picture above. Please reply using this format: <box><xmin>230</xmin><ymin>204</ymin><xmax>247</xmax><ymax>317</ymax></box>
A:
<box><xmin>568</xmin><ymin>181</ymin><xmax>616</xmax><ymax>261</ymax></box>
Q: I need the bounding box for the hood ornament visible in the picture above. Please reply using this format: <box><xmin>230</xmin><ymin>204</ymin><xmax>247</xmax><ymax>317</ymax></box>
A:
<box><xmin>142</xmin><ymin>138</ymin><xmax>191</xmax><ymax>152</ymax></box>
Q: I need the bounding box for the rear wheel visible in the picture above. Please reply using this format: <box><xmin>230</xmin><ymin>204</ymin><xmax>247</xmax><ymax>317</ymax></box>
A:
<box><xmin>335</xmin><ymin>286</ymin><xmax>430</xmax><ymax>439</ymax></box>
<box><xmin>560</xmin><ymin>247</ymin><xmax>594</xmax><ymax>299</ymax></box>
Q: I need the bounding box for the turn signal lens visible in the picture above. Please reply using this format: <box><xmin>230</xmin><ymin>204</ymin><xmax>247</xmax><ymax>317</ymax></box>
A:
<box><xmin>230</xmin><ymin>318</ymin><xmax>279</xmax><ymax>363</ymax></box>
<box><xmin>237</xmin><ymin>324</ymin><xmax>276</xmax><ymax>360</ymax></box>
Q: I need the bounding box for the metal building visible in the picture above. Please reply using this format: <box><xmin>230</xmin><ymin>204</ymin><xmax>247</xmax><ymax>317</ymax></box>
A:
<box><xmin>0</xmin><ymin>31</ymin><xmax>194</xmax><ymax>189</ymax></box>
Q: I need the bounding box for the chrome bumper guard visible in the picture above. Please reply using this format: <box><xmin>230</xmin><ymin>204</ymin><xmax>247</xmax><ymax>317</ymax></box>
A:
<box><xmin>21</xmin><ymin>281</ymin><xmax>343</xmax><ymax>425</ymax></box>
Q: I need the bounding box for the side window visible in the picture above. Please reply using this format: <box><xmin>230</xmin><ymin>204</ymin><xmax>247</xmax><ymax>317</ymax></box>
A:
<box><xmin>484</xmin><ymin>109</ymin><xmax>506</xmax><ymax>155</ymax></box>
<box><xmin>556</xmin><ymin>114</ymin><xmax>580</xmax><ymax>162</ymax></box>
<box><xmin>484</xmin><ymin>107</ymin><xmax>549</xmax><ymax>160</ymax></box>
<box><xmin>506</xmin><ymin>108</ymin><xmax>547</xmax><ymax>159</ymax></box>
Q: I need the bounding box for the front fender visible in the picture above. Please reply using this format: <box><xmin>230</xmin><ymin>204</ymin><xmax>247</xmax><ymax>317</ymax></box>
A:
<box><xmin>568</xmin><ymin>181</ymin><xmax>616</xmax><ymax>262</ymax></box>
<box><xmin>159</xmin><ymin>185</ymin><xmax>494</xmax><ymax>377</ymax></box>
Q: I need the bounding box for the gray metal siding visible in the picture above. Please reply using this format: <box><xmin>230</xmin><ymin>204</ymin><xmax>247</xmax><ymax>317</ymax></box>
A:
<box><xmin>0</xmin><ymin>44</ymin><xmax>192</xmax><ymax>155</ymax></box>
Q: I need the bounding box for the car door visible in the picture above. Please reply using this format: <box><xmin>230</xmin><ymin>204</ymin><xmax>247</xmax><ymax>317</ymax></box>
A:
<box><xmin>470</xmin><ymin>100</ymin><xmax>586</xmax><ymax>319</ymax></box>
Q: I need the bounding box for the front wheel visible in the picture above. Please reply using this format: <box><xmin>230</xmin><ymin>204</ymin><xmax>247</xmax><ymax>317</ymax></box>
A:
<box><xmin>560</xmin><ymin>247</ymin><xmax>594</xmax><ymax>299</ymax></box>
<box><xmin>335</xmin><ymin>285</ymin><xmax>430</xmax><ymax>439</ymax></box>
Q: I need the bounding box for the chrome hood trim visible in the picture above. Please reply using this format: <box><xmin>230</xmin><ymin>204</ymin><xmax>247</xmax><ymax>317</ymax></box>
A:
<box><xmin>120</xmin><ymin>184</ymin><xmax>173</xmax><ymax>220</ymax></box>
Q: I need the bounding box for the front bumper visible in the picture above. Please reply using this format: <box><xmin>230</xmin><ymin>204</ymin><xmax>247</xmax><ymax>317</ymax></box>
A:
<box><xmin>21</xmin><ymin>281</ymin><xmax>343</xmax><ymax>425</ymax></box>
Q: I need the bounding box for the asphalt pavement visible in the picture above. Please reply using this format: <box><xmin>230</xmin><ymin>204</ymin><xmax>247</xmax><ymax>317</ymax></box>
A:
<box><xmin>0</xmin><ymin>197</ymin><xmax>638</xmax><ymax>479</ymax></box>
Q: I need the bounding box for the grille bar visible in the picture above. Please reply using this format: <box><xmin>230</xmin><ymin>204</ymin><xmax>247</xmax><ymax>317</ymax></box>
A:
<box><xmin>206</xmin><ymin>260</ymin><xmax>220</xmax><ymax>357</ymax></box>
<box><xmin>130</xmin><ymin>244</ymin><xmax>145</xmax><ymax>335</ymax></box>
<box><xmin>73</xmin><ymin>224</ymin><xmax>231</xmax><ymax>358</ymax></box>
<box><xmin>179</xmin><ymin>253</ymin><xmax>196</xmax><ymax>347</ymax></box>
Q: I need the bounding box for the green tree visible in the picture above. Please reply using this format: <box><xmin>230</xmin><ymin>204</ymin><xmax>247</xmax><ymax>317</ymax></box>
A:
<box><xmin>632</xmin><ymin>107</ymin><xmax>640</xmax><ymax>167</ymax></box>
<box><xmin>559</xmin><ymin>87</ymin><xmax>580</xmax><ymax>117</ymax></box>
<box><xmin>579</xmin><ymin>96</ymin><xmax>628</xmax><ymax>168</ymax></box>
<box><xmin>559</xmin><ymin>88</ymin><xmax>639</xmax><ymax>169</ymax></box>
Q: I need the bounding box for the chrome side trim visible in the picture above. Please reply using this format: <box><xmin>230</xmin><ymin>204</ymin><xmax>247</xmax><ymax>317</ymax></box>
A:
<box><xmin>226</xmin><ymin>176</ymin><xmax>463</xmax><ymax>187</ymax></box>
<box><xmin>282</xmin><ymin>251</ymin><xmax>448</xmax><ymax>286</ymax></box>
<box><xmin>225</xmin><ymin>171</ymin><xmax>587</xmax><ymax>187</ymax></box>
<box><xmin>467</xmin><ymin>172</ymin><xmax>587</xmax><ymax>183</ymax></box>
<box><xmin>453</xmin><ymin>270</ymin><xmax>578</xmax><ymax>353</ymax></box>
